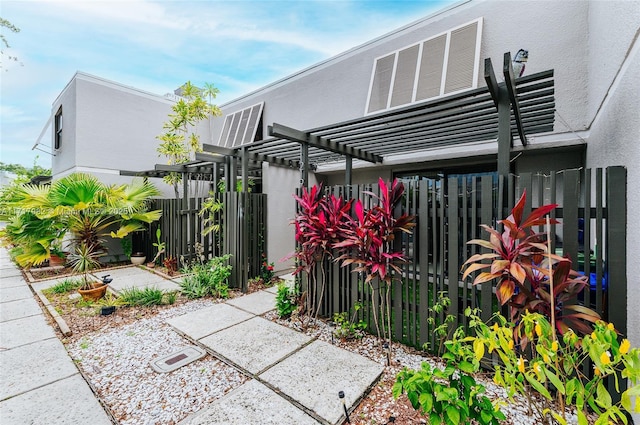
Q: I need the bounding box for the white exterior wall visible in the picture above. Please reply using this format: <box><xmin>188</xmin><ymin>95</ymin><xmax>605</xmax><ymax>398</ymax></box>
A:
<box><xmin>212</xmin><ymin>0</ymin><xmax>640</xmax><ymax>339</ymax></box>
<box><xmin>52</xmin><ymin>72</ymin><xmax>212</xmax><ymax>197</ymax></box>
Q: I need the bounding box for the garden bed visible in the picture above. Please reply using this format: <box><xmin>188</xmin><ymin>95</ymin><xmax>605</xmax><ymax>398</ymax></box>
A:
<box><xmin>36</xmin><ymin>275</ymin><xmax>593</xmax><ymax>425</ymax></box>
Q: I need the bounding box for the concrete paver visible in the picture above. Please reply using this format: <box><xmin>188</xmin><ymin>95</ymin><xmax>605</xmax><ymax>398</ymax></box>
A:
<box><xmin>168</xmin><ymin>303</ymin><xmax>254</xmax><ymax>340</ymax></box>
<box><xmin>0</xmin><ymin>284</ymin><xmax>33</xmax><ymax>303</ymax></box>
<box><xmin>199</xmin><ymin>316</ymin><xmax>312</xmax><ymax>375</ymax></box>
<box><xmin>0</xmin><ymin>275</ymin><xmax>28</xmax><ymax>289</ymax></box>
<box><xmin>179</xmin><ymin>379</ymin><xmax>320</xmax><ymax>425</ymax></box>
<box><xmin>225</xmin><ymin>289</ymin><xmax>276</xmax><ymax>315</ymax></box>
<box><xmin>260</xmin><ymin>340</ymin><xmax>384</xmax><ymax>425</ymax></box>
<box><xmin>0</xmin><ymin>374</ymin><xmax>112</xmax><ymax>425</ymax></box>
<box><xmin>104</xmin><ymin>266</ymin><xmax>181</xmax><ymax>293</ymax></box>
<box><xmin>0</xmin><ymin>297</ymin><xmax>44</xmax><ymax>322</ymax></box>
<box><xmin>0</xmin><ymin>267</ymin><xmax>23</xmax><ymax>278</ymax></box>
<box><xmin>0</xmin><ymin>338</ymin><xmax>80</xmax><ymax>400</ymax></box>
<box><xmin>0</xmin><ymin>255</ymin><xmax>381</xmax><ymax>425</ymax></box>
<box><xmin>0</xmin><ymin>314</ymin><xmax>57</xmax><ymax>349</ymax></box>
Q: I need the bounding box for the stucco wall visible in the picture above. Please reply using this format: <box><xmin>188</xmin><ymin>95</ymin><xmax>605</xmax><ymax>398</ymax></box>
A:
<box><xmin>214</xmin><ymin>0</ymin><xmax>592</xmax><ymax>141</ymax></box>
<box><xmin>51</xmin><ymin>79</ymin><xmax>77</xmax><ymax>176</ymax></box>
<box><xmin>52</xmin><ymin>72</ymin><xmax>213</xmax><ymax>198</ymax></box>
<box><xmin>586</xmin><ymin>32</ymin><xmax>640</xmax><ymax>347</ymax></box>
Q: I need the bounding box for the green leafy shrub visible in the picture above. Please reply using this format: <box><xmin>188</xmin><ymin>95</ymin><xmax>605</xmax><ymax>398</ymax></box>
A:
<box><xmin>469</xmin><ymin>311</ymin><xmax>640</xmax><ymax>424</ymax></box>
<box><xmin>394</xmin><ymin>307</ymin><xmax>505</xmax><ymax>425</ymax></box>
<box><xmin>332</xmin><ymin>303</ymin><xmax>366</xmax><ymax>340</ymax></box>
<box><xmin>179</xmin><ymin>254</ymin><xmax>232</xmax><ymax>299</ymax></box>
<box><xmin>119</xmin><ymin>287</ymin><xmax>165</xmax><ymax>306</ymax></box>
<box><xmin>275</xmin><ymin>282</ymin><xmax>299</xmax><ymax>318</ymax></box>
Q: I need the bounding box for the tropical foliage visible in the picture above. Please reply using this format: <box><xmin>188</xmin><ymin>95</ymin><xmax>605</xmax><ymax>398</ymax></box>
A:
<box><xmin>335</xmin><ymin>178</ymin><xmax>415</xmax><ymax>357</ymax></box>
<box><xmin>461</xmin><ymin>190</ymin><xmax>599</xmax><ymax>337</ymax></box>
<box><xmin>0</xmin><ymin>173</ymin><xmax>161</xmax><ymax>268</ymax></box>
<box><xmin>156</xmin><ymin>81</ymin><xmax>221</xmax><ymax>198</ymax></box>
<box><xmin>290</xmin><ymin>183</ymin><xmax>353</xmax><ymax>322</ymax></box>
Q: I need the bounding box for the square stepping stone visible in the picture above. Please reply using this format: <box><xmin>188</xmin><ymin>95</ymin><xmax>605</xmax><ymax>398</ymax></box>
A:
<box><xmin>199</xmin><ymin>316</ymin><xmax>312</xmax><ymax>375</ymax></box>
<box><xmin>225</xmin><ymin>290</ymin><xmax>276</xmax><ymax>315</ymax></box>
<box><xmin>0</xmin><ymin>315</ymin><xmax>57</xmax><ymax>349</ymax></box>
<box><xmin>0</xmin><ymin>374</ymin><xmax>111</xmax><ymax>424</ymax></box>
<box><xmin>0</xmin><ymin>267</ymin><xmax>23</xmax><ymax>279</ymax></box>
<box><xmin>0</xmin><ymin>298</ymin><xmax>43</xmax><ymax>323</ymax></box>
<box><xmin>260</xmin><ymin>340</ymin><xmax>384</xmax><ymax>425</ymax></box>
<box><xmin>0</xmin><ymin>285</ymin><xmax>33</xmax><ymax>303</ymax></box>
<box><xmin>0</xmin><ymin>338</ymin><xmax>79</xmax><ymax>400</ymax></box>
<box><xmin>167</xmin><ymin>303</ymin><xmax>253</xmax><ymax>340</ymax></box>
<box><xmin>0</xmin><ymin>276</ymin><xmax>27</xmax><ymax>289</ymax></box>
<box><xmin>179</xmin><ymin>379</ymin><xmax>319</xmax><ymax>425</ymax></box>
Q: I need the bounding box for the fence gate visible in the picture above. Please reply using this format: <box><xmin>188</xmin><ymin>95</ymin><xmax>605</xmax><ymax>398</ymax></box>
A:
<box><xmin>148</xmin><ymin>193</ymin><xmax>267</xmax><ymax>291</ymax></box>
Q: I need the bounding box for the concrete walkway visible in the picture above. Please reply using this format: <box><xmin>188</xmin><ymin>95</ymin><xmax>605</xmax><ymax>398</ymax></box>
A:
<box><xmin>0</xmin><ymin>257</ymin><xmax>383</xmax><ymax>425</ymax></box>
<box><xmin>170</xmin><ymin>288</ymin><xmax>384</xmax><ymax>425</ymax></box>
<box><xmin>0</xmin><ymin>250</ymin><xmax>112</xmax><ymax>424</ymax></box>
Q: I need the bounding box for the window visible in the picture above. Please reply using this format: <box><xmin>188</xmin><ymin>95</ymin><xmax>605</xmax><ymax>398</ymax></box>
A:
<box><xmin>366</xmin><ymin>18</ymin><xmax>483</xmax><ymax>114</ymax></box>
<box><xmin>217</xmin><ymin>102</ymin><xmax>264</xmax><ymax>148</ymax></box>
<box><xmin>54</xmin><ymin>106</ymin><xmax>63</xmax><ymax>150</ymax></box>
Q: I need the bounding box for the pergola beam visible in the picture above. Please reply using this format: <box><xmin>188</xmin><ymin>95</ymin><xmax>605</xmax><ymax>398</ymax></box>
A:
<box><xmin>269</xmin><ymin>123</ymin><xmax>382</xmax><ymax>164</ymax></box>
<box><xmin>503</xmin><ymin>52</ymin><xmax>528</xmax><ymax>146</ymax></box>
<box><xmin>202</xmin><ymin>143</ymin><xmax>299</xmax><ymax>169</ymax></box>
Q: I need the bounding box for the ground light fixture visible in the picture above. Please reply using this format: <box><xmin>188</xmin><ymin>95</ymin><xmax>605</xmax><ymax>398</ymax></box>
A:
<box><xmin>338</xmin><ymin>390</ymin><xmax>350</xmax><ymax>423</ymax></box>
<box><xmin>382</xmin><ymin>342</ymin><xmax>390</xmax><ymax>366</ymax></box>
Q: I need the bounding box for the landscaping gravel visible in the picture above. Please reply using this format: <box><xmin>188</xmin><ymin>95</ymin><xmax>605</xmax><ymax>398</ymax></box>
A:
<box><xmin>67</xmin><ymin>300</ymin><xmax>247</xmax><ymax>425</ymax></box>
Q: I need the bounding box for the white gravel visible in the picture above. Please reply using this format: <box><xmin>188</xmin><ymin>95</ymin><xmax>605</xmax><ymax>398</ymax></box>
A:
<box><xmin>67</xmin><ymin>300</ymin><xmax>248</xmax><ymax>425</ymax></box>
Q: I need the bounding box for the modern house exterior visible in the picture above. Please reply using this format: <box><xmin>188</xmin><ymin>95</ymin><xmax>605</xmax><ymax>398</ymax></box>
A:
<box><xmin>42</xmin><ymin>1</ymin><xmax>639</xmax><ymax>352</ymax></box>
<box><xmin>42</xmin><ymin>72</ymin><xmax>210</xmax><ymax>197</ymax></box>
<box><xmin>207</xmin><ymin>0</ymin><xmax>639</xmax><ymax>347</ymax></box>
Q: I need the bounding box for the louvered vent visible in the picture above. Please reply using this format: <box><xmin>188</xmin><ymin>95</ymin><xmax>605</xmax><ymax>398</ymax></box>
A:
<box><xmin>218</xmin><ymin>102</ymin><xmax>264</xmax><ymax>147</ymax></box>
<box><xmin>366</xmin><ymin>18</ymin><xmax>482</xmax><ymax>114</ymax></box>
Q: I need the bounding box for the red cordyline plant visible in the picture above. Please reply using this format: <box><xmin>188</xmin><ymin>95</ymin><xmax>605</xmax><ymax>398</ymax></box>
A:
<box><xmin>290</xmin><ymin>183</ymin><xmax>353</xmax><ymax>323</ymax></box>
<box><xmin>335</xmin><ymin>178</ymin><xmax>415</xmax><ymax>360</ymax></box>
<box><xmin>461</xmin><ymin>191</ymin><xmax>600</xmax><ymax>341</ymax></box>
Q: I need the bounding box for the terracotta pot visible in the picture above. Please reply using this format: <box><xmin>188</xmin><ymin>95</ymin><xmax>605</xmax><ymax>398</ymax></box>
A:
<box><xmin>78</xmin><ymin>283</ymin><xmax>108</xmax><ymax>302</ymax></box>
<box><xmin>49</xmin><ymin>254</ymin><xmax>65</xmax><ymax>267</ymax></box>
<box><xmin>146</xmin><ymin>262</ymin><xmax>155</xmax><ymax>268</ymax></box>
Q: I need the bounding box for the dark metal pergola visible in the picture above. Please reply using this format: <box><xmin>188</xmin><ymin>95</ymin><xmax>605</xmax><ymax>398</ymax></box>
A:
<box><xmin>122</xmin><ymin>52</ymin><xmax>555</xmax><ymax>191</ymax></box>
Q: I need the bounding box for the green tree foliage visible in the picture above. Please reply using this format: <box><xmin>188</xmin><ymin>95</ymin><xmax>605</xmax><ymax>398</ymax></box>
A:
<box><xmin>1</xmin><ymin>17</ymin><xmax>21</xmax><ymax>69</ymax></box>
<box><xmin>156</xmin><ymin>81</ymin><xmax>221</xmax><ymax>198</ymax></box>
<box><xmin>0</xmin><ymin>157</ymin><xmax>51</xmax><ymax>183</ymax></box>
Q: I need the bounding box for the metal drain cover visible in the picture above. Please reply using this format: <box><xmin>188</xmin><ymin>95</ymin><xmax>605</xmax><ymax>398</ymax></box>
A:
<box><xmin>150</xmin><ymin>346</ymin><xmax>206</xmax><ymax>373</ymax></box>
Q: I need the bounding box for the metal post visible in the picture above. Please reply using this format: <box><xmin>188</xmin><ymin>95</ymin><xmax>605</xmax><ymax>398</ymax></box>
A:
<box><xmin>241</xmin><ymin>147</ymin><xmax>248</xmax><ymax>193</ymax></box>
<box><xmin>300</xmin><ymin>142</ymin><xmax>309</xmax><ymax>188</ymax></box>
<box><xmin>497</xmin><ymin>85</ymin><xmax>512</xmax><ymax>179</ymax></box>
<box><xmin>345</xmin><ymin>155</ymin><xmax>352</xmax><ymax>187</ymax></box>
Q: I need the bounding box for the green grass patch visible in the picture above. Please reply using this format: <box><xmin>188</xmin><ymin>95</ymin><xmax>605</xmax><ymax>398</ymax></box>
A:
<box><xmin>119</xmin><ymin>287</ymin><xmax>166</xmax><ymax>306</ymax></box>
<box><xmin>43</xmin><ymin>278</ymin><xmax>82</xmax><ymax>295</ymax></box>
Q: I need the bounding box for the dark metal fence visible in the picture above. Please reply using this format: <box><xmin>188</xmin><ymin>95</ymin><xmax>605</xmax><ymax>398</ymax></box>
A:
<box><xmin>309</xmin><ymin>166</ymin><xmax>627</xmax><ymax>351</ymax></box>
<box><xmin>147</xmin><ymin>192</ymin><xmax>267</xmax><ymax>291</ymax></box>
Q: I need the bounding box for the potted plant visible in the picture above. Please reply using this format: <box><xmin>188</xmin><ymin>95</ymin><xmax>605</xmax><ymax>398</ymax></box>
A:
<box><xmin>49</xmin><ymin>242</ymin><xmax>66</xmax><ymax>267</ymax></box>
<box><xmin>70</xmin><ymin>243</ymin><xmax>107</xmax><ymax>301</ymax></box>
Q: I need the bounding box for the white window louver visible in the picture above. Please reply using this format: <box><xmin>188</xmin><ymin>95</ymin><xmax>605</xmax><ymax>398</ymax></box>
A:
<box><xmin>218</xmin><ymin>102</ymin><xmax>264</xmax><ymax>148</ymax></box>
<box><xmin>366</xmin><ymin>18</ymin><xmax>482</xmax><ymax>114</ymax></box>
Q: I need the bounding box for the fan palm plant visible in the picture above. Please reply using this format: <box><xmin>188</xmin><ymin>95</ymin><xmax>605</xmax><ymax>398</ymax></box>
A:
<box><xmin>0</xmin><ymin>173</ymin><xmax>162</xmax><ymax>268</ymax></box>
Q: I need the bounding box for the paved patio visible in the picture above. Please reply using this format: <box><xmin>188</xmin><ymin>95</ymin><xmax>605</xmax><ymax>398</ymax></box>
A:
<box><xmin>171</xmin><ymin>290</ymin><xmax>384</xmax><ymax>425</ymax></box>
<box><xmin>1</xmin><ymin>258</ymin><xmax>383</xmax><ymax>425</ymax></box>
<box><xmin>0</xmin><ymin>250</ymin><xmax>112</xmax><ymax>424</ymax></box>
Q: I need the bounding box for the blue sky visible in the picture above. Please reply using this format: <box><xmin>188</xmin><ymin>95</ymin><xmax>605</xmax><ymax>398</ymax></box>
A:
<box><xmin>1</xmin><ymin>0</ymin><xmax>456</xmax><ymax>168</ymax></box>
